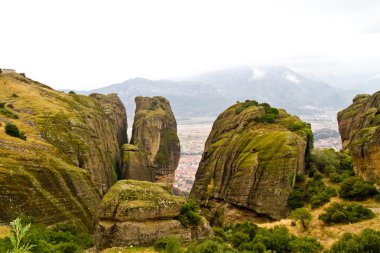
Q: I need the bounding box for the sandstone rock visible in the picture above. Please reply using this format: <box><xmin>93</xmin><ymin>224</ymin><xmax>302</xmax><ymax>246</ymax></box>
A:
<box><xmin>128</xmin><ymin>96</ymin><xmax>180</xmax><ymax>186</ymax></box>
<box><xmin>96</xmin><ymin>180</ymin><xmax>190</xmax><ymax>249</ymax></box>
<box><xmin>190</xmin><ymin>101</ymin><xmax>312</xmax><ymax>220</ymax></box>
<box><xmin>120</xmin><ymin>144</ymin><xmax>154</xmax><ymax>181</ymax></box>
<box><xmin>338</xmin><ymin>90</ymin><xmax>380</xmax><ymax>183</ymax></box>
<box><xmin>0</xmin><ymin>73</ymin><xmax>128</xmax><ymax>230</ymax></box>
<box><xmin>98</xmin><ymin>180</ymin><xmax>184</xmax><ymax>221</ymax></box>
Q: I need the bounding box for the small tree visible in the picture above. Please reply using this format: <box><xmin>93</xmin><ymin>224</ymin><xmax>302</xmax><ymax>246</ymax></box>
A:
<box><xmin>290</xmin><ymin>208</ymin><xmax>312</xmax><ymax>231</ymax></box>
<box><xmin>8</xmin><ymin>217</ymin><xmax>34</xmax><ymax>253</ymax></box>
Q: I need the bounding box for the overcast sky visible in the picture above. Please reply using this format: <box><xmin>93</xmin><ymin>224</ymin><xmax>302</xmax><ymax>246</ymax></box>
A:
<box><xmin>1</xmin><ymin>0</ymin><xmax>380</xmax><ymax>90</ymax></box>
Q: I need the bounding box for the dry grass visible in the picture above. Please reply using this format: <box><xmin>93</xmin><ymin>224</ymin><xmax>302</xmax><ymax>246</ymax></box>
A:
<box><xmin>258</xmin><ymin>197</ymin><xmax>380</xmax><ymax>248</ymax></box>
<box><xmin>0</xmin><ymin>225</ymin><xmax>10</xmax><ymax>239</ymax></box>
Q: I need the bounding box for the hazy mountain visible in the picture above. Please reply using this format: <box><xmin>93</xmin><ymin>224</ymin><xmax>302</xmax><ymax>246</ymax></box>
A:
<box><xmin>79</xmin><ymin>66</ymin><xmax>355</xmax><ymax>122</ymax></box>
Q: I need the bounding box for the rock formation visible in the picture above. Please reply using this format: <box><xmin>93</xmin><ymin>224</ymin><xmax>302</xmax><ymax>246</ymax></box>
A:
<box><xmin>190</xmin><ymin>100</ymin><xmax>312</xmax><ymax>223</ymax></box>
<box><xmin>125</xmin><ymin>96</ymin><xmax>180</xmax><ymax>186</ymax></box>
<box><xmin>338</xmin><ymin>91</ymin><xmax>380</xmax><ymax>183</ymax></box>
<box><xmin>95</xmin><ymin>180</ymin><xmax>190</xmax><ymax>249</ymax></box>
<box><xmin>0</xmin><ymin>73</ymin><xmax>128</xmax><ymax>230</ymax></box>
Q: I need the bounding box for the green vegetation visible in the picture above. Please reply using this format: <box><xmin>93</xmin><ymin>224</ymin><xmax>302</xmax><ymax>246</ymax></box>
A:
<box><xmin>11</xmin><ymin>93</ymin><xmax>19</xmax><ymax>98</ymax></box>
<box><xmin>5</xmin><ymin>123</ymin><xmax>26</xmax><ymax>140</ymax></box>
<box><xmin>6</xmin><ymin>217</ymin><xmax>35</xmax><ymax>253</ymax></box>
<box><xmin>153</xmin><ymin>236</ymin><xmax>182</xmax><ymax>253</ymax></box>
<box><xmin>318</xmin><ymin>202</ymin><xmax>375</xmax><ymax>225</ymax></box>
<box><xmin>327</xmin><ymin>229</ymin><xmax>380</xmax><ymax>253</ymax></box>
<box><xmin>234</xmin><ymin>100</ymin><xmax>258</xmax><ymax>114</ymax></box>
<box><xmin>310</xmin><ymin>148</ymin><xmax>354</xmax><ymax>183</ymax></box>
<box><xmin>290</xmin><ymin>208</ymin><xmax>312</xmax><ymax>230</ymax></box>
<box><xmin>0</xmin><ymin>102</ymin><xmax>19</xmax><ymax>119</ymax></box>
<box><xmin>177</xmin><ymin>222</ymin><xmax>323</xmax><ymax>253</ymax></box>
<box><xmin>0</xmin><ymin>217</ymin><xmax>92</xmax><ymax>253</ymax></box>
<box><xmin>177</xmin><ymin>201</ymin><xmax>201</xmax><ymax>228</ymax></box>
<box><xmin>339</xmin><ymin>177</ymin><xmax>377</xmax><ymax>200</ymax></box>
<box><xmin>68</xmin><ymin>91</ymin><xmax>76</xmax><ymax>94</ymax></box>
<box><xmin>288</xmin><ymin>172</ymin><xmax>336</xmax><ymax>210</ymax></box>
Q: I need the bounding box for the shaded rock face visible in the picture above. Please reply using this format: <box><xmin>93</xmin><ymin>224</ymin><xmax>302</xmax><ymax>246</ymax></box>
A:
<box><xmin>95</xmin><ymin>180</ymin><xmax>190</xmax><ymax>249</ymax></box>
<box><xmin>119</xmin><ymin>144</ymin><xmax>154</xmax><ymax>181</ymax></box>
<box><xmin>338</xmin><ymin>91</ymin><xmax>380</xmax><ymax>183</ymax></box>
<box><xmin>190</xmin><ymin>101</ymin><xmax>311</xmax><ymax>220</ymax></box>
<box><xmin>0</xmin><ymin>73</ymin><xmax>128</xmax><ymax>230</ymax></box>
<box><xmin>128</xmin><ymin>96</ymin><xmax>180</xmax><ymax>186</ymax></box>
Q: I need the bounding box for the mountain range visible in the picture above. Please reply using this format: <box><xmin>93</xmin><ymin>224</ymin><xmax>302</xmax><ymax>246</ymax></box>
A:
<box><xmin>74</xmin><ymin>66</ymin><xmax>356</xmax><ymax>122</ymax></box>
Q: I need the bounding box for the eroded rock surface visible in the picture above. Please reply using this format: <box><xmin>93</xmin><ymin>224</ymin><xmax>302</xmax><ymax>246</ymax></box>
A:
<box><xmin>190</xmin><ymin>101</ymin><xmax>312</xmax><ymax>221</ymax></box>
<box><xmin>95</xmin><ymin>180</ymin><xmax>190</xmax><ymax>249</ymax></box>
<box><xmin>338</xmin><ymin>91</ymin><xmax>380</xmax><ymax>183</ymax></box>
<box><xmin>127</xmin><ymin>96</ymin><xmax>180</xmax><ymax>186</ymax></box>
<box><xmin>0</xmin><ymin>73</ymin><xmax>128</xmax><ymax>230</ymax></box>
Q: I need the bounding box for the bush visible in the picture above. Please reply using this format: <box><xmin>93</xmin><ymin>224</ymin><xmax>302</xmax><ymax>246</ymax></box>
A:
<box><xmin>177</xmin><ymin>201</ymin><xmax>201</xmax><ymax>228</ymax></box>
<box><xmin>68</xmin><ymin>91</ymin><xmax>76</xmax><ymax>94</ymax></box>
<box><xmin>154</xmin><ymin>236</ymin><xmax>182</xmax><ymax>253</ymax></box>
<box><xmin>5</xmin><ymin>122</ymin><xmax>26</xmax><ymax>140</ymax></box>
<box><xmin>328</xmin><ymin>229</ymin><xmax>380</xmax><ymax>253</ymax></box>
<box><xmin>318</xmin><ymin>202</ymin><xmax>375</xmax><ymax>225</ymax></box>
<box><xmin>289</xmin><ymin>236</ymin><xmax>323</xmax><ymax>253</ymax></box>
<box><xmin>288</xmin><ymin>121</ymin><xmax>307</xmax><ymax>132</ymax></box>
<box><xmin>288</xmin><ymin>189</ymin><xmax>305</xmax><ymax>209</ymax></box>
<box><xmin>339</xmin><ymin>177</ymin><xmax>377</xmax><ymax>200</ymax></box>
<box><xmin>0</xmin><ymin>217</ymin><xmax>93</xmax><ymax>253</ymax></box>
<box><xmin>12</xmin><ymin>93</ymin><xmax>19</xmax><ymax>98</ymax></box>
<box><xmin>0</xmin><ymin>107</ymin><xmax>19</xmax><ymax>119</ymax></box>
<box><xmin>305</xmin><ymin>178</ymin><xmax>335</xmax><ymax>209</ymax></box>
<box><xmin>290</xmin><ymin>208</ymin><xmax>312</xmax><ymax>230</ymax></box>
<box><xmin>234</xmin><ymin>100</ymin><xmax>259</xmax><ymax>114</ymax></box>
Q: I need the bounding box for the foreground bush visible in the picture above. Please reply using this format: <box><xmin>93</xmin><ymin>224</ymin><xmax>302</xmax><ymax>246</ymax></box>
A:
<box><xmin>318</xmin><ymin>202</ymin><xmax>375</xmax><ymax>225</ymax></box>
<box><xmin>5</xmin><ymin>122</ymin><xmax>26</xmax><ymax>140</ymax></box>
<box><xmin>177</xmin><ymin>200</ymin><xmax>201</xmax><ymax>228</ymax></box>
<box><xmin>154</xmin><ymin>236</ymin><xmax>182</xmax><ymax>253</ymax></box>
<box><xmin>339</xmin><ymin>177</ymin><xmax>377</xmax><ymax>200</ymax></box>
<box><xmin>327</xmin><ymin>229</ymin><xmax>380</xmax><ymax>253</ymax></box>
<box><xmin>183</xmin><ymin>223</ymin><xmax>323</xmax><ymax>253</ymax></box>
<box><xmin>0</xmin><ymin>217</ymin><xmax>92</xmax><ymax>253</ymax></box>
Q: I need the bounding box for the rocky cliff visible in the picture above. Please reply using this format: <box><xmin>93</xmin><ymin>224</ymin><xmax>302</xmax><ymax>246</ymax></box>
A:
<box><xmin>127</xmin><ymin>96</ymin><xmax>180</xmax><ymax>186</ymax></box>
<box><xmin>338</xmin><ymin>91</ymin><xmax>380</xmax><ymax>183</ymax></box>
<box><xmin>190</xmin><ymin>100</ymin><xmax>312</xmax><ymax>222</ymax></box>
<box><xmin>0</xmin><ymin>73</ymin><xmax>128</xmax><ymax>230</ymax></box>
<box><xmin>96</xmin><ymin>180</ymin><xmax>190</xmax><ymax>249</ymax></box>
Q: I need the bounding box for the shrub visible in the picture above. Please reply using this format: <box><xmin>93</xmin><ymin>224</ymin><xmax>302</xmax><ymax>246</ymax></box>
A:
<box><xmin>0</xmin><ymin>217</ymin><xmax>93</xmax><ymax>253</ymax></box>
<box><xmin>0</xmin><ymin>107</ymin><xmax>19</xmax><ymax>119</ymax></box>
<box><xmin>318</xmin><ymin>202</ymin><xmax>375</xmax><ymax>225</ymax></box>
<box><xmin>12</xmin><ymin>93</ymin><xmax>19</xmax><ymax>98</ymax></box>
<box><xmin>154</xmin><ymin>236</ymin><xmax>182</xmax><ymax>253</ymax></box>
<box><xmin>5</xmin><ymin>122</ymin><xmax>26</xmax><ymax>140</ymax></box>
<box><xmin>305</xmin><ymin>178</ymin><xmax>335</xmax><ymax>209</ymax></box>
<box><xmin>328</xmin><ymin>229</ymin><xmax>380</xmax><ymax>253</ymax></box>
<box><xmin>68</xmin><ymin>91</ymin><xmax>76</xmax><ymax>94</ymax></box>
<box><xmin>234</xmin><ymin>100</ymin><xmax>259</xmax><ymax>114</ymax></box>
<box><xmin>288</xmin><ymin>189</ymin><xmax>305</xmax><ymax>209</ymax></box>
<box><xmin>7</xmin><ymin>218</ymin><xmax>35</xmax><ymax>253</ymax></box>
<box><xmin>288</xmin><ymin>121</ymin><xmax>307</xmax><ymax>132</ymax></box>
<box><xmin>289</xmin><ymin>236</ymin><xmax>323</xmax><ymax>253</ymax></box>
<box><xmin>290</xmin><ymin>208</ymin><xmax>312</xmax><ymax>230</ymax></box>
<box><xmin>339</xmin><ymin>177</ymin><xmax>377</xmax><ymax>200</ymax></box>
<box><xmin>177</xmin><ymin>201</ymin><xmax>201</xmax><ymax>228</ymax></box>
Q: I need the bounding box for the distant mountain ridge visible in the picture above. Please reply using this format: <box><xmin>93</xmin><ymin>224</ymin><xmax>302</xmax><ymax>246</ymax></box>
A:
<box><xmin>76</xmin><ymin>66</ymin><xmax>355</xmax><ymax>121</ymax></box>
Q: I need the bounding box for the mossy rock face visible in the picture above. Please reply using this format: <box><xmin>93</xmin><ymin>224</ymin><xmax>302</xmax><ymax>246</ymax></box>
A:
<box><xmin>190</xmin><ymin>100</ymin><xmax>311</xmax><ymax>220</ymax></box>
<box><xmin>338</xmin><ymin>90</ymin><xmax>380</xmax><ymax>183</ymax></box>
<box><xmin>120</xmin><ymin>144</ymin><xmax>154</xmax><ymax>181</ymax></box>
<box><xmin>0</xmin><ymin>73</ymin><xmax>128</xmax><ymax>231</ymax></box>
<box><xmin>98</xmin><ymin>180</ymin><xmax>184</xmax><ymax>221</ymax></box>
<box><xmin>129</xmin><ymin>96</ymin><xmax>180</xmax><ymax>186</ymax></box>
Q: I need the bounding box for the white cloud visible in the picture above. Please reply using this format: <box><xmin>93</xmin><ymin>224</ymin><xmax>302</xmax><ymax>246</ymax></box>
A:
<box><xmin>250</xmin><ymin>67</ymin><xmax>266</xmax><ymax>80</ymax></box>
<box><xmin>283</xmin><ymin>73</ymin><xmax>300</xmax><ymax>84</ymax></box>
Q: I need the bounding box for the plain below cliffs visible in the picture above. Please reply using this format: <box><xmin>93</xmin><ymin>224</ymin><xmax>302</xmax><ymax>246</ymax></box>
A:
<box><xmin>0</xmin><ymin>73</ymin><xmax>128</xmax><ymax>230</ymax></box>
<box><xmin>121</xmin><ymin>96</ymin><xmax>180</xmax><ymax>187</ymax></box>
<box><xmin>338</xmin><ymin>91</ymin><xmax>380</xmax><ymax>184</ymax></box>
<box><xmin>190</xmin><ymin>100</ymin><xmax>313</xmax><ymax>224</ymax></box>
